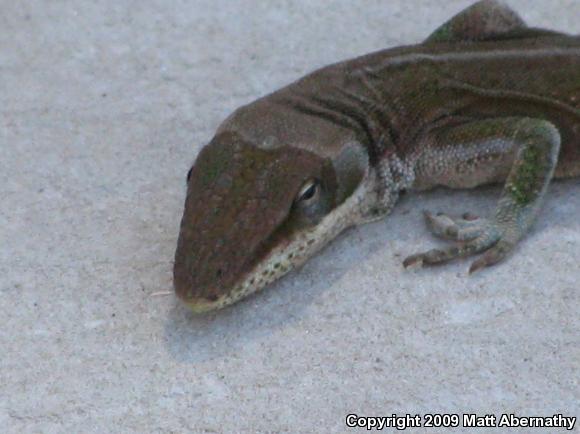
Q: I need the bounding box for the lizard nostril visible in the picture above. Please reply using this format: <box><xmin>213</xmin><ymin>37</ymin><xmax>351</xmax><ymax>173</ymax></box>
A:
<box><xmin>216</xmin><ymin>268</ymin><xmax>223</xmax><ymax>278</ymax></box>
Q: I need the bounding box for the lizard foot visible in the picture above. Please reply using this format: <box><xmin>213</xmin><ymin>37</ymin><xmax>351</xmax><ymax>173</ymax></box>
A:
<box><xmin>403</xmin><ymin>117</ymin><xmax>561</xmax><ymax>274</ymax></box>
<box><xmin>403</xmin><ymin>210</ymin><xmax>516</xmax><ymax>274</ymax></box>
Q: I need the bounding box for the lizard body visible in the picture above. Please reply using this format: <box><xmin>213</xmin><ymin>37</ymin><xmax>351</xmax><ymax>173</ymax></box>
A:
<box><xmin>174</xmin><ymin>1</ymin><xmax>580</xmax><ymax>312</ymax></box>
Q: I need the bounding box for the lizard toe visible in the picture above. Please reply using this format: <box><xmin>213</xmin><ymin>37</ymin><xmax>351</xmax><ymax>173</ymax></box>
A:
<box><xmin>468</xmin><ymin>239</ymin><xmax>515</xmax><ymax>274</ymax></box>
<box><xmin>403</xmin><ymin>225</ymin><xmax>502</xmax><ymax>269</ymax></box>
<box><xmin>424</xmin><ymin>210</ymin><xmax>485</xmax><ymax>241</ymax></box>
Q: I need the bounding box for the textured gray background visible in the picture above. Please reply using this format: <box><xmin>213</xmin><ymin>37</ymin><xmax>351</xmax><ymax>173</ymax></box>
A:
<box><xmin>1</xmin><ymin>1</ymin><xmax>579</xmax><ymax>433</ymax></box>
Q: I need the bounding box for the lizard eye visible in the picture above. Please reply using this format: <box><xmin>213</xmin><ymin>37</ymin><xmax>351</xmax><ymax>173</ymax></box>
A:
<box><xmin>186</xmin><ymin>167</ymin><xmax>193</xmax><ymax>182</ymax></box>
<box><xmin>296</xmin><ymin>179</ymin><xmax>319</xmax><ymax>204</ymax></box>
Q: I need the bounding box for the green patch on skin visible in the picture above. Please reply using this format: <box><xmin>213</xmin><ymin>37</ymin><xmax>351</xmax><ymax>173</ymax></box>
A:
<box><xmin>197</xmin><ymin>141</ymin><xmax>232</xmax><ymax>187</ymax></box>
<box><xmin>508</xmin><ymin>144</ymin><xmax>544</xmax><ymax>205</ymax></box>
<box><xmin>429</xmin><ymin>24</ymin><xmax>453</xmax><ymax>43</ymax></box>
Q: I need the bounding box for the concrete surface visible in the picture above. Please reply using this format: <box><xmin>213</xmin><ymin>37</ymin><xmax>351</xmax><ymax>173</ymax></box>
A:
<box><xmin>1</xmin><ymin>1</ymin><xmax>579</xmax><ymax>433</ymax></box>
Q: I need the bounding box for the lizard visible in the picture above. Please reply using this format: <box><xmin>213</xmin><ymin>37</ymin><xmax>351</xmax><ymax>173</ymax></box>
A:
<box><xmin>173</xmin><ymin>0</ymin><xmax>580</xmax><ymax>313</ymax></box>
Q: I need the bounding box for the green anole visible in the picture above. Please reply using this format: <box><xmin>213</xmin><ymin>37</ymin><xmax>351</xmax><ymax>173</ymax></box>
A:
<box><xmin>174</xmin><ymin>0</ymin><xmax>580</xmax><ymax>312</ymax></box>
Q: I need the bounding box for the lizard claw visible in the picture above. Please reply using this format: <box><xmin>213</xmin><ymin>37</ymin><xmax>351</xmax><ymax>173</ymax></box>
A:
<box><xmin>404</xmin><ymin>210</ymin><xmax>510</xmax><ymax>272</ymax></box>
<box><xmin>402</xmin><ymin>252</ymin><xmax>425</xmax><ymax>269</ymax></box>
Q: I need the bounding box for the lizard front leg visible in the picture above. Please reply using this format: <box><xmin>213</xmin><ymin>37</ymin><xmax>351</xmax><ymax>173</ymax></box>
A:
<box><xmin>404</xmin><ymin>117</ymin><xmax>561</xmax><ymax>273</ymax></box>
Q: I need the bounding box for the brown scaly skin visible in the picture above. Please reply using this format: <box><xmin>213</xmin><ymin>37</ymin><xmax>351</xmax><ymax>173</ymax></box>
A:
<box><xmin>174</xmin><ymin>0</ymin><xmax>580</xmax><ymax>312</ymax></box>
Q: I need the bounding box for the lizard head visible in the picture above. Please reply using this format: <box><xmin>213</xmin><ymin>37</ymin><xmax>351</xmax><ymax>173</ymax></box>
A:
<box><xmin>173</xmin><ymin>128</ymin><xmax>370</xmax><ymax>312</ymax></box>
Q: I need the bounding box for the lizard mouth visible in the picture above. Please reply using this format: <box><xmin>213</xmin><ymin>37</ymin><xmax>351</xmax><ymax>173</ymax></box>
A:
<box><xmin>176</xmin><ymin>237</ymin><xmax>308</xmax><ymax>312</ymax></box>
<box><xmin>175</xmin><ymin>195</ymin><xmax>360</xmax><ymax>313</ymax></box>
<box><xmin>173</xmin><ymin>223</ymin><xmax>296</xmax><ymax>312</ymax></box>
<box><xmin>180</xmin><ymin>296</ymin><xmax>226</xmax><ymax>313</ymax></box>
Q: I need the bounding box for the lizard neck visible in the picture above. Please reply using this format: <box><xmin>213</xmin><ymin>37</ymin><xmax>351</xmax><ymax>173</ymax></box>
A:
<box><xmin>275</xmin><ymin>57</ymin><xmax>419</xmax><ymax>205</ymax></box>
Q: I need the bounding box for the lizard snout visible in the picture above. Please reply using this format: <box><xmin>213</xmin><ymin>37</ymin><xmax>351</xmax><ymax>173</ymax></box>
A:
<box><xmin>173</xmin><ymin>255</ymin><xmax>217</xmax><ymax>311</ymax></box>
